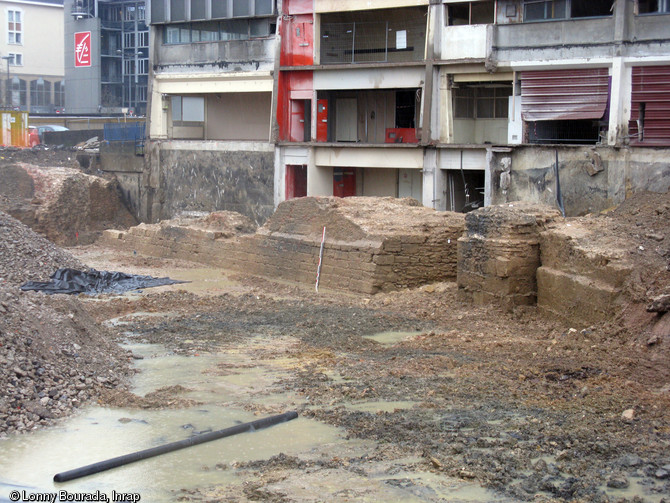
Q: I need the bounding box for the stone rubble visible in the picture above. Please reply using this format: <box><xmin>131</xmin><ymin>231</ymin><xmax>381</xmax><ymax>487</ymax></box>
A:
<box><xmin>0</xmin><ymin>211</ymin><xmax>132</xmax><ymax>437</ymax></box>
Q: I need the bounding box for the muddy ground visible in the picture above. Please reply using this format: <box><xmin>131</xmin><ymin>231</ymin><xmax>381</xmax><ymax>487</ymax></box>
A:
<box><xmin>68</xmin><ymin>243</ymin><xmax>670</xmax><ymax>503</ymax></box>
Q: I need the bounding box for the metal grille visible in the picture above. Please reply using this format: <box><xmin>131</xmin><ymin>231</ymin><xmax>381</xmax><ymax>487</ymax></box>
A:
<box><xmin>320</xmin><ymin>18</ymin><xmax>426</xmax><ymax>65</ymax></box>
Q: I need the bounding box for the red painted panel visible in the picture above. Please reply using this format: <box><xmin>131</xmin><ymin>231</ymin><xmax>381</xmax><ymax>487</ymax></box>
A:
<box><xmin>521</xmin><ymin>68</ymin><xmax>610</xmax><ymax>121</ymax></box>
<box><xmin>317</xmin><ymin>99</ymin><xmax>328</xmax><ymax>142</ymax></box>
<box><xmin>286</xmin><ymin>165</ymin><xmax>307</xmax><ymax>199</ymax></box>
<box><xmin>385</xmin><ymin>128</ymin><xmax>418</xmax><ymax>143</ymax></box>
<box><xmin>284</xmin><ymin>0</ymin><xmax>313</xmax><ymax>15</ymax></box>
<box><xmin>333</xmin><ymin>168</ymin><xmax>356</xmax><ymax>197</ymax></box>
<box><xmin>280</xmin><ymin>14</ymin><xmax>313</xmax><ymax>67</ymax></box>
<box><xmin>630</xmin><ymin>65</ymin><xmax>670</xmax><ymax>146</ymax></box>
<box><xmin>278</xmin><ymin>71</ymin><xmax>313</xmax><ymax>141</ymax></box>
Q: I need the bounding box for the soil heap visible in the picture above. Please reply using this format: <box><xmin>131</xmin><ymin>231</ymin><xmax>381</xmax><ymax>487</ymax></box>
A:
<box><xmin>0</xmin><ymin>162</ymin><xmax>137</xmax><ymax>246</ymax></box>
<box><xmin>0</xmin><ymin>211</ymin><xmax>132</xmax><ymax>436</ymax></box>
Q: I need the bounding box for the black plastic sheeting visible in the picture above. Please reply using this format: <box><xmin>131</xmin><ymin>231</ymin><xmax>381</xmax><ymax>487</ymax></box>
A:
<box><xmin>20</xmin><ymin>268</ymin><xmax>187</xmax><ymax>295</ymax></box>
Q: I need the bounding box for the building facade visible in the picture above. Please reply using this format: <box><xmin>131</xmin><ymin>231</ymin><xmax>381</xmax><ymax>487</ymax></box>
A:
<box><xmin>143</xmin><ymin>0</ymin><xmax>670</xmax><ymax>224</ymax></box>
<box><xmin>64</xmin><ymin>0</ymin><xmax>148</xmax><ymax>115</ymax></box>
<box><xmin>0</xmin><ymin>0</ymin><xmax>64</xmax><ymax>113</ymax></box>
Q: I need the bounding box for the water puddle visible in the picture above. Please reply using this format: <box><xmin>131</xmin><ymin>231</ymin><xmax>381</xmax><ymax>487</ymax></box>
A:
<box><xmin>363</xmin><ymin>331</ymin><xmax>423</xmax><ymax>345</ymax></box>
<box><xmin>0</xmin><ymin>341</ymin><xmax>343</xmax><ymax>502</ymax></box>
<box><xmin>0</xmin><ymin>335</ymin><xmax>523</xmax><ymax>502</ymax></box>
<box><xmin>156</xmin><ymin>267</ymin><xmax>241</xmax><ymax>295</ymax></box>
<box><xmin>345</xmin><ymin>400</ymin><xmax>419</xmax><ymax>413</ymax></box>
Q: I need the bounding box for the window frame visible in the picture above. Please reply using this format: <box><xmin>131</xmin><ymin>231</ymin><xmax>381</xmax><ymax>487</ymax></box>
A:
<box><xmin>637</xmin><ymin>0</ymin><xmax>670</xmax><ymax>14</ymax></box>
<box><xmin>8</xmin><ymin>52</ymin><xmax>22</xmax><ymax>66</ymax></box>
<box><xmin>171</xmin><ymin>95</ymin><xmax>205</xmax><ymax>126</ymax></box>
<box><xmin>7</xmin><ymin>8</ymin><xmax>23</xmax><ymax>45</ymax></box>
<box><xmin>453</xmin><ymin>85</ymin><xmax>512</xmax><ymax>120</ymax></box>
<box><xmin>523</xmin><ymin>0</ymin><xmax>613</xmax><ymax>22</ymax></box>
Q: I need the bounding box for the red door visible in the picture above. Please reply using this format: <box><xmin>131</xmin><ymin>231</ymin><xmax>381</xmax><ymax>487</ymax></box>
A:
<box><xmin>286</xmin><ymin>165</ymin><xmax>307</xmax><ymax>199</ymax></box>
<box><xmin>333</xmin><ymin>168</ymin><xmax>356</xmax><ymax>197</ymax></box>
<box><xmin>317</xmin><ymin>99</ymin><xmax>328</xmax><ymax>142</ymax></box>
<box><xmin>289</xmin><ymin>100</ymin><xmax>305</xmax><ymax>142</ymax></box>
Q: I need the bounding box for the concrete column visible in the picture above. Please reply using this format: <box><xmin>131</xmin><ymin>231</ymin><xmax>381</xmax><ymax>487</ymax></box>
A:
<box><xmin>422</xmin><ymin>147</ymin><xmax>446</xmax><ymax>210</ymax></box>
<box><xmin>607</xmin><ymin>58</ymin><xmax>631</xmax><ymax>146</ymax></box>
<box><xmin>608</xmin><ymin>0</ymin><xmax>630</xmax><ymax>146</ymax></box>
<box><xmin>274</xmin><ymin>146</ymin><xmax>285</xmax><ymax>207</ymax></box>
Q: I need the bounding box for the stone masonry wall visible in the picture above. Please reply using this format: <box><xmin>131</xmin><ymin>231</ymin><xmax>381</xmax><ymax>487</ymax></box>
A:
<box><xmin>457</xmin><ymin>203</ymin><xmax>560</xmax><ymax>310</ymax></box>
<box><xmin>101</xmin><ymin>197</ymin><xmax>465</xmax><ymax>295</ymax></box>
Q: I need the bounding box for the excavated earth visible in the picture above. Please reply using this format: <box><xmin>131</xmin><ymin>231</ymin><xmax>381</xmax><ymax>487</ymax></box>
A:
<box><xmin>70</xmin><ymin>189</ymin><xmax>669</xmax><ymax>503</ymax></box>
<box><xmin>0</xmin><ymin>149</ymin><xmax>668</xmax><ymax>501</ymax></box>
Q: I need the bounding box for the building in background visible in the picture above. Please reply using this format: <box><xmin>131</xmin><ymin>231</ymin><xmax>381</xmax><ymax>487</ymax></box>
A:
<box><xmin>0</xmin><ymin>0</ymin><xmax>64</xmax><ymax>113</ymax></box>
<box><xmin>64</xmin><ymin>0</ymin><xmax>148</xmax><ymax>115</ymax></box>
<box><xmin>136</xmin><ymin>0</ymin><xmax>670</xmax><ymax>226</ymax></box>
<box><xmin>141</xmin><ymin>0</ymin><xmax>277</xmax><ymax>223</ymax></box>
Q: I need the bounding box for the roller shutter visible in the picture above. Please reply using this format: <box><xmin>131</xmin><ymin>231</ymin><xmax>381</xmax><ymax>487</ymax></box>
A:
<box><xmin>629</xmin><ymin>65</ymin><xmax>670</xmax><ymax>146</ymax></box>
<box><xmin>521</xmin><ymin>68</ymin><xmax>610</xmax><ymax>121</ymax></box>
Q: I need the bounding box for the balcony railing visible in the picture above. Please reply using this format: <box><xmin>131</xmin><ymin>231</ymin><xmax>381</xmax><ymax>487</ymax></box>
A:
<box><xmin>320</xmin><ymin>19</ymin><xmax>426</xmax><ymax>65</ymax></box>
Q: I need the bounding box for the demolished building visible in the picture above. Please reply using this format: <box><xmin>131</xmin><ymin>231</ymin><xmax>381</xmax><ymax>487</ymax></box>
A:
<box><xmin>134</xmin><ymin>0</ymin><xmax>669</xmax><ymax>224</ymax></box>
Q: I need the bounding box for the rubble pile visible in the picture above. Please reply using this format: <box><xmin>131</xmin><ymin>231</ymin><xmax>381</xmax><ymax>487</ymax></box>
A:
<box><xmin>0</xmin><ymin>211</ymin><xmax>85</xmax><ymax>286</ymax></box>
<box><xmin>0</xmin><ymin>211</ymin><xmax>132</xmax><ymax>436</ymax></box>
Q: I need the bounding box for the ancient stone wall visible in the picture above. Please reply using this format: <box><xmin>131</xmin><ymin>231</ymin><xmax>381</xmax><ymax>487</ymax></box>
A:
<box><xmin>536</xmin><ymin>222</ymin><xmax>632</xmax><ymax>325</ymax></box>
<box><xmin>457</xmin><ymin>203</ymin><xmax>560</xmax><ymax>310</ymax></box>
<box><xmin>102</xmin><ymin>197</ymin><xmax>465</xmax><ymax>295</ymax></box>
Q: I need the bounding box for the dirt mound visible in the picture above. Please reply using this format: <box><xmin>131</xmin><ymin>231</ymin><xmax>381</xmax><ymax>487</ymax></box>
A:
<box><xmin>157</xmin><ymin>210</ymin><xmax>257</xmax><ymax>238</ymax></box>
<box><xmin>264</xmin><ymin>197</ymin><xmax>455</xmax><ymax>242</ymax></box>
<box><xmin>0</xmin><ymin>211</ymin><xmax>85</xmax><ymax>286</ymax></box>
<box><xmin>0</xmin><ymin>163</ymin><xmax>137</xmax><ymax>245</ymax></box>
<box><xmin>0</xmin><ymin>211</ymin><xmax>133</xmax><ymax>436</ymax></box>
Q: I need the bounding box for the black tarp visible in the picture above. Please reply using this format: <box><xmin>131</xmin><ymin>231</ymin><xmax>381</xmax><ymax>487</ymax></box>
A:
<box><xmin>20</xmin><ymin>268</ymin><xmax>187</xmax><ymax>295</ymax></box>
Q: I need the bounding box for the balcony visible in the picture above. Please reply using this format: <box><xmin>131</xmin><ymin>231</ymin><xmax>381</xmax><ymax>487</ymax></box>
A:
<box><xmin>319</xmin><ymin>7</ymin><xmax>427</xmax><ymax>65</ymax></box>
<box><xmin>439</xmin><ymin>24</ymin><xmax>490</xmax><ymax>61</ymax></box>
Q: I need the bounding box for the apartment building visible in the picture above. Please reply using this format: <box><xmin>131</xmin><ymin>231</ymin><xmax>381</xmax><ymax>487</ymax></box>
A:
<box><xmin>144</xmin><ymin>0</ymin><xmax>276</xmax><ymax>223</ymax></box>
<box><xmin>143</xmin><ymin>0</ymin><xmax>670</xmax><ymax>223</ymax></box>
<box><xmin>64</xmin><ymin>0</ymin><xmax>148</xmax><ymax>115</ymax></box>
<box><xmin>0</xmin><ymin>0</ymin><xmax>64</xmax><ymax>113</ymax></box>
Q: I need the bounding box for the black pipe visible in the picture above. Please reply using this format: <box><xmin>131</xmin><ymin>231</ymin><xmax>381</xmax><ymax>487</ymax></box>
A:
<box><xmin>54</xmin><ymin>411</ymin><xmax>299</xmax><ymax>483</ymax></box>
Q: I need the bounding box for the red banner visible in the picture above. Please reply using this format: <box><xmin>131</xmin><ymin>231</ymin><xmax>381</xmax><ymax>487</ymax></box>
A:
<box><xmin>75</xmin><ymin>31</ymin><xmax>91</xmax><ymax>67</ymax></box>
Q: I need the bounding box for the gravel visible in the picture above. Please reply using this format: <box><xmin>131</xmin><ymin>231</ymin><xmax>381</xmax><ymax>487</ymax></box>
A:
<box><xmin>0</xmin><ymin>211</ymin><xmax>132</xmax><ymax>437</ymax></box>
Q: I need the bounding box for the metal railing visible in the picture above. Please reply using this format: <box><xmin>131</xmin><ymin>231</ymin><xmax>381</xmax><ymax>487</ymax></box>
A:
<box><xmin>320</xmin><ymin>19</ymin><xmax>426</xmax><ymax>65</ymax></box>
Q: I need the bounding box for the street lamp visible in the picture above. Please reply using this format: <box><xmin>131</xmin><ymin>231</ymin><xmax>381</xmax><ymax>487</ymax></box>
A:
<box><xmin>1</xmin><ymin>55</ymin><xmax>14</xmax><ymax>108</ymax></box>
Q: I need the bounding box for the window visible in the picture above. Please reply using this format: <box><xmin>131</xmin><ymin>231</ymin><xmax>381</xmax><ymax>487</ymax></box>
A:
<box><xmin>8</xmin><ymin>53</ymin><xmax>22</xmax><ymax>66</ymax></box>
<box><xmin>220</xmin><ymin>19</ymin><xmax>249</xmax><ymax>39</ymax></box>
<box><xmin>30</xmin><ymin>78</ymin><xmax>51</xmax><ymax>107</ymax></box>
<box><xmin>447</xmin><ymin>1</ymin><xmax>495</xmax><ymax>25</ymax></box>
<box><xmin>138</xmin><ymin>31</ymin><xmax>148</xmax><ymax>47</ymax></box>
<box><xmin>137</xmin><ymin>85</ymin><xmax>147</xmax><ymax>102</ymax></box>
<box><xmin>171</xmin><ymin>95</ymin><xmax>205</xmax><ymax>124</ymax></box>
<box><xmin>638</xmin><ymin>0</ymin><xmax>670</xmax><ymax>13</ymax></box>
<box><xmin>164</xmin><ymin>19</ymin><xmax>275</xmax><ymax>44</ymax></box>
<box><xmin>454</xmin><ymin>85</ymin><xmax>511</xmax><ymax>119</ymax></box>
<box><xmin>137</xmin><ymin>4</ymin><xmax>146</xmax><ymax>20</ymax></box>
<box><xmin>7</xmin><ymin>9</ymin><xmax>22</xmax><ymax>44</ymax></box>
<box><xmin>138</xmin><ymin>59</ymin><xmax>148</xmax><ymax>74</ymax></box>
<box><xmin>523</xmin><ymin>0</ymin><xmax>613</xmax><ymax>21</ymax></box>
<box><xmin>124</xmin><ymin>32</ymin><xmax>135</xmax><ymax>47</ymax></box>
<box><xmin>125</xmin><ymin>5</ymin><xmax>136</xmax><ymax>21</ymax></box>
<box><xmin>54</xmin><ymin>80</ymin><xmax>65</xmax><ymax>107</ymax></box>
<box><xmin>524</xmin><ymin>0</ymin><xmax>567</xmax><ymax>20</ymax></box>
<box><xmin>8</xmin><ymin>76</ymin><xmax>26</xmax><ymax>107</ymax></box>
